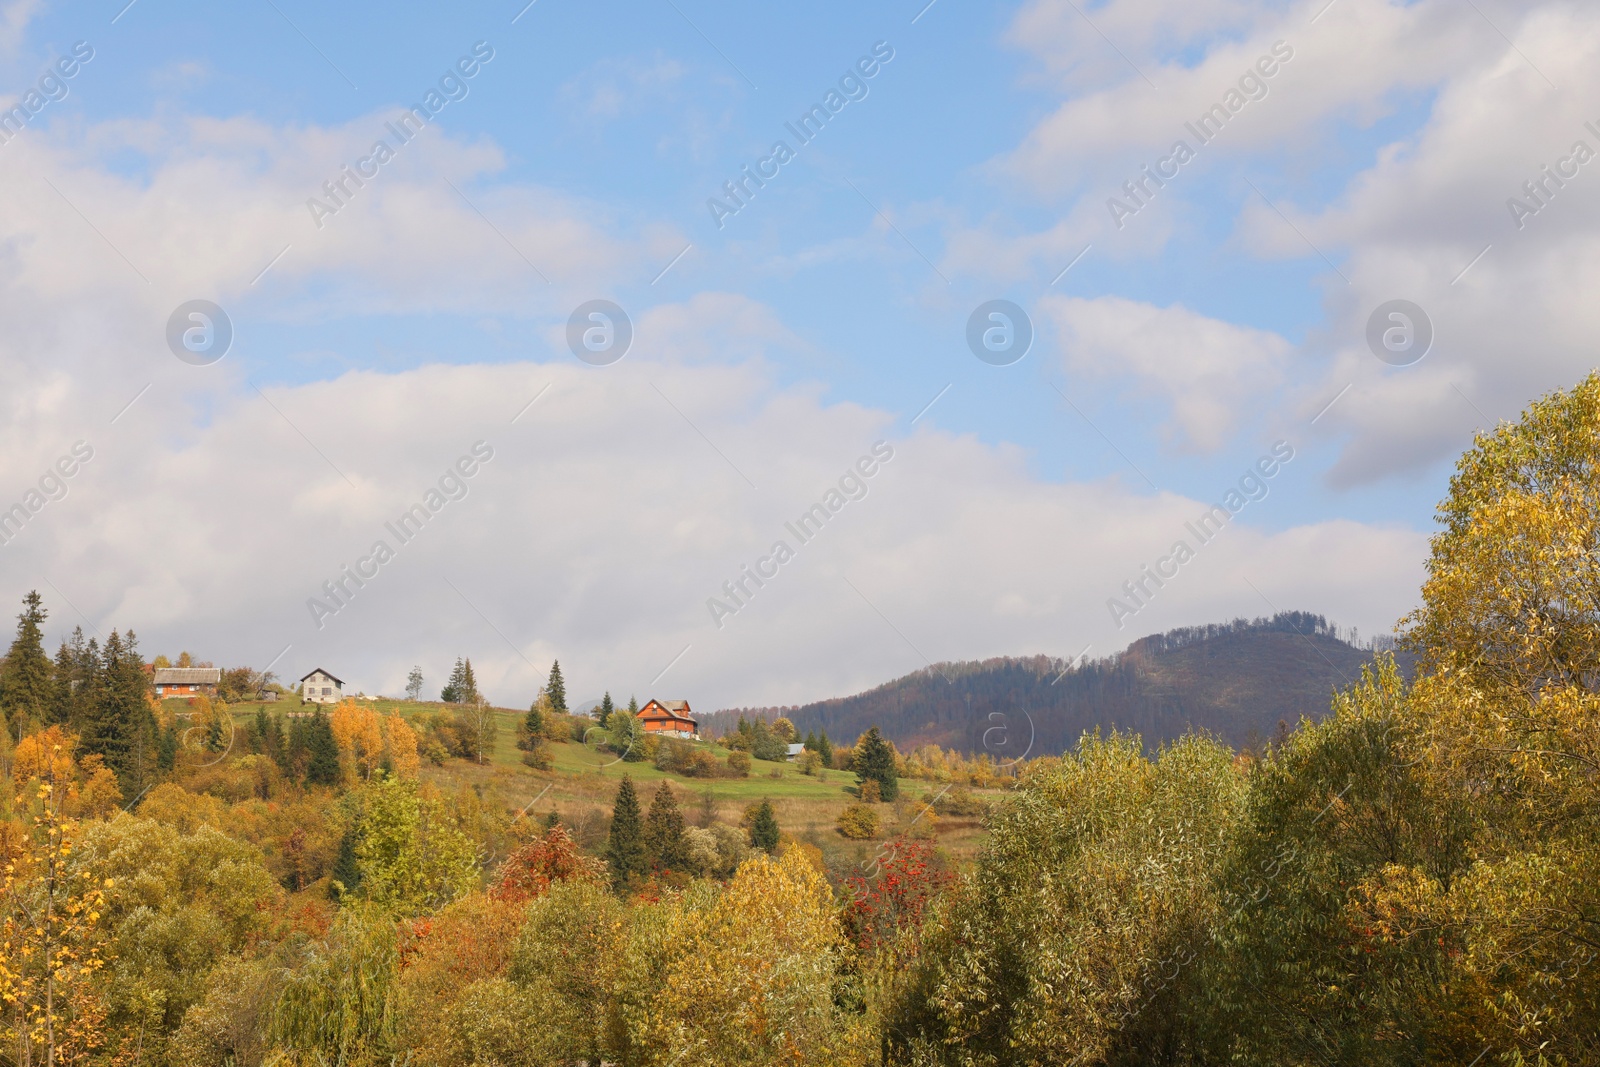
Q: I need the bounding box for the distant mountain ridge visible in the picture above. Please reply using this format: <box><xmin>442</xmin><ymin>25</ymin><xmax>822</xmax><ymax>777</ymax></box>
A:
<box><xmin>704</xmin><ymin>613</ymin><xmax>1409</xmax><ymax>758</ymax></box>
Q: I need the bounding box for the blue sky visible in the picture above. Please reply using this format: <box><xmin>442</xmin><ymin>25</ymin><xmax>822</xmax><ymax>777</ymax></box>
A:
<box><xmin>0</xmin><ymin>0</ymin><xmax>1590</xmax><ymax>708</ymax></box>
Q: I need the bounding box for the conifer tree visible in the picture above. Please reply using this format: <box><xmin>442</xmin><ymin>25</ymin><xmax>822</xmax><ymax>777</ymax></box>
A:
<box><xmin>330</xmin><ymin>825</ymin><xmax>362</xmax><ymax>900</ymax></box>
<box><xmin>0</xmin><ymin>590</ymin><xmax>52</xmax><ymax>739</ymax></box>
<box><xmin>750</xmin><ymin>797</ymin><xmax>780</xmax><ymax>852</ymax></box>
<box><xmin>546</xmin><ymin>661</ymin><xmax>567</xmax><ymax>714</ymax></box>
<box><xmin>440</xmin><ymin>658</ymin><xmax>466</xmax><ymax>703</ymax></box>
<box><xmin>804</xmin><ymin>730</ymin><xmax>818</xmax><ymax>751</ymax></box>
<box><xmin>644</xmin><ymin>780</ymin><xmax>689</xmax><ymax>872</ymax></box>
<box><xmin>305</xmin><ymin>709</ymin><xmax>342</xmax><ymax>786</ymax></box>
<box><xmin>628</xmin><ymin>695</ymin><xmax>638</xmax><ymax>715</ymax></box>
<box><xmin>818</xmin><ymin>730</ymin><xmax>835</xmax><ymax>768</ymax></box>
<box><xmin>81</xmin><ymin>629</ymin><xmax>159</xmax><ymax>799</ymax></box>
<box><xmin>460</xmin><ymin>658</ymin><xmax>480</xmax><ymax>705</ymax></box>
<box><xmin>854</xmin><ymin>726</ymin><xmax>898</xmax><ymax>801</ymax></box>
<box><xmin>598</xmin><ymin>691</ymin><xmax>614</xmax><ymax>728</ymax></box>
<box><xmin>605</xmin><ymin>775</ymin><xmax>646</xmax><ymax>888</ymax></box>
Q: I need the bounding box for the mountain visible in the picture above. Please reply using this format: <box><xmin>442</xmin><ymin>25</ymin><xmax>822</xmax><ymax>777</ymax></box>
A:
<box><xmin>704</xmin><ymin>613</ymin><xmax>1410</xmax><ymax>760</ymax></box>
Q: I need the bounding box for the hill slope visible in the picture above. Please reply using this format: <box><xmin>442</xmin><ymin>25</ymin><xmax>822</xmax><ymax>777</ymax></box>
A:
<box><xmin>705</xmin><ymin>613</ymin><xmax>1408</xmax><ymax>759</ymax></box>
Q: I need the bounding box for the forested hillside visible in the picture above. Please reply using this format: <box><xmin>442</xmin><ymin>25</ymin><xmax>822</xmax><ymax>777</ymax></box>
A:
<box><xmin>709</xmin><ymin>613</ymin><xmax>1409</xmax><ymax>756</ymax></box>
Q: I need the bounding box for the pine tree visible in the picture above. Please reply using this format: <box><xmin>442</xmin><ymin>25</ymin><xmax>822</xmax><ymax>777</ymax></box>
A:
<box><xmin>460</xmin><ymin>658</ymin><xmax>481</xmax><ymax>705</ymax></box>
<box><xmin>441</xmin><ymin>658</ymin><xmax>466</xmax><ymax>704</ymax></box>
<box><xmin>855</xmin><ymin>726</ymin><xmax>898</xmax><ymax>801</ymax></box>
<box><xmin>804</xmin><ymin>730</ymin><xmax>818</xmax><ymax>751</ymax></box>
<box><xmin>156</xmin><ymin>723</ymin><xmax>178</xmax><ymax>773</ymax></box>
<box><xmin>254</xmin><ymin>707</ymin><xmax>274</xmax><ymax>756</ymax></box>
<box><xmin>749</xmin><ymin>797</ymin><xmax>780</xmax><ymax>852</ymax></box>
<box><xmin>818</xmin><ymin>730</ymin><xmax>835</xmax><ymax>768</ymax></box>
<box><xmin>644</xmin><ymin>780</ymin><xmax>689</xmax><ymax>872</ymax></box>
<box><xmin>305</xmin><ymin>710</ymin><xmax>341</xmax><ymax>786</ymax></box>
<box><xmin>605</xmin><ymin>776</ymin><xmax>646</xmax><ymax>889</ymax></box>
<box><xmin>628</xmin><ymin>695</ymin><xmax>638</xmax><ymax>715</ymax></box>
<box><xmin>598</xmin><ymin>692</ymin><xmax>614</xmax><ymax>728</ymax></box>
<box><xmin>546</xmin><ymin>661</ymin><xmax>567</xmax><ymax>714</ymax></box>
<box><xmin>0</xmin><ymin>590</ymin><xmax>52</xmax><ymax>739</ymax></box>
<box><xmin>81</xmin><ymin>629</ymin><xmax>159</xmax><ymax>799</ymax></box>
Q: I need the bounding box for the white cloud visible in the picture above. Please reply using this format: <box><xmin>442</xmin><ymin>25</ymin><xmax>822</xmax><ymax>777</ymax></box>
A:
<box><xmin>1042</xmin><ymin>295</ymin><xmax>1291</xmax><ymax>452</ymax></box>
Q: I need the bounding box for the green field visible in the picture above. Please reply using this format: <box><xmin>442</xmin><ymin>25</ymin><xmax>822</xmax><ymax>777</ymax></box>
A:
<box><xmin>221</xmin><ymin>697</ymin><xmax>996</xmax><ymax>857</ymax></box>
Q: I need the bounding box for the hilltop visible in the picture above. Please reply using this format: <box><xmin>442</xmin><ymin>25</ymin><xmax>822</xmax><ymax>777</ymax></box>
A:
<box><xmin>706</xmin><ymin>612</ymin><xmax>1410</xmax><ymax>757</ymax></box>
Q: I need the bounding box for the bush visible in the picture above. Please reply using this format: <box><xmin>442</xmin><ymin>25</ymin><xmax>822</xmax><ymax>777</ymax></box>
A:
<box><xmin>859</xmin><ymin>779</ymin><xmax>881</xmax><ymax>803</ymax></box>
<box><xmin>934</xmin><ymin>785</ymin><xmax>987</xmax><ymax>817</ymax></box>
<box><xmin>726</xmin><ymin>751</ymin><xmax>751</xmax><ymax>777</ymax></box>
<box><xmin>836</xmin><ymin>804</ymin><xmax>880</xmax><ymax>840</ymax></box>
<box><xmin>796</xmin><ymin>749</ymin><xmax>824</xmax><ymax>776</ymax></box>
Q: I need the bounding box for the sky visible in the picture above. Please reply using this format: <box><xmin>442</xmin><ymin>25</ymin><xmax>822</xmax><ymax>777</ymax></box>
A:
<box><xmin>0</xmin><ymin>0</ymin><xmax>1593</xmax><ymax>711</ymax></box>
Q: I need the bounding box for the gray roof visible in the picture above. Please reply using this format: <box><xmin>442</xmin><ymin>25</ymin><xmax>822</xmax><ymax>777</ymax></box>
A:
<box><xmin>153</xmin><ymin>667</ymin><xmax>221</xmax><ymax>684</ymax></box>
<box><xmin>299</xmin><ymin>667</ymin><xmax>344</xmax><ymax>685</ymax></box>
<box><xmin>787</xmin><ymin>743</ymin><xmax>806</xmax><ymax>755</ymax></box>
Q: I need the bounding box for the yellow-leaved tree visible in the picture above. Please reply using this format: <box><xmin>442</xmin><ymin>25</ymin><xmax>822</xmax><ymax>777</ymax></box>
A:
<box><xmin>0</xmin><ymin>746</ymin><xmax>117</xmax><ymax>1064</ymax></box>
<box><xmin>625</xmin><ymin>848</ymin><xmax>871</xmax><ymax>1066</ymax></box>
<box><xmin>331</xmin><ymin>700</ymin><xmax>384</xmax><ymax>782</ymax></box>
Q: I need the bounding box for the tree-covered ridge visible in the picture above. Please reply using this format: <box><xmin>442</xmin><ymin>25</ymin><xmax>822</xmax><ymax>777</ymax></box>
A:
<box><xmin>709</xmin><ymin>611</ymin><xmax>1405</xmax><ymax>756</ymax></box>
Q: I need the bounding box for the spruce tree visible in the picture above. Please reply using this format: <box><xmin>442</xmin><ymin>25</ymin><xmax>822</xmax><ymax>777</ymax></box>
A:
<box><xmin>460</xmin><ymin>658</ymin><xmax>481</xmax><ymax>705</ymax></box>
<box><xmin>750</xmin><ymin>798</ymin><xmax>779</xmax><ymax>852</ymax></box>
<box><xmin>644</xmin><ymin>780</ymin><xmax>689</xmax><ymax>872</ymax></box>
<box><xmin>546</xmin><ymin>661</ymin><xmax>567</xmax><ymax>714</ymax></box>
<box><xmin>305</xmin><ymin>710</ymin><xmax>342</xmax><ymax>786</ymax></box>
<box><xmin>598</xmin><ymin>691</ymin><xmax>614</xmax><ymax>728</ymax></box>
<box><xmin>627</xmin><ymin>695</ymin><xmax>638</xmax><ymax>715</ymax></box>
<box><xmin>818</xmin><ymin>730</ymin><xmax>835</xmax><ymax>768</ymax></box>
<box><xmin>605</xmin><ymin>776</ymin><xmax>646</xmax><ymax>888</ymax></box>
<box><xmin>0</xmin><ymin>590</ymin><xmax>52</xmax><ymax>739</ymax></box>
<box><xmin>441</xmin><ymin>658</ymin><xmax>465</xmax><ymax>703</ymax></box>
<box><xmin>804</xmin><ymin>730</ymin><xmax>818</xmax><ymax>751</ymax></box>
<box><xmin>854</xmin><ymin>726</ymin><xmax>899</xmax><ymax>801</ymax></box>
<box><xmin>156</xmin><ymin>723</ymin><xmax>178</xmax><ymax>773</ymax></box>
<box><xmin>254</xmin><ymin>707</ymin><xmax>274</xmax><ymax>756</ymax></box>
<box><xmin>82</xmin><ymin>630</ymin><xmax>159</xmax><ymax>799</ymax></box>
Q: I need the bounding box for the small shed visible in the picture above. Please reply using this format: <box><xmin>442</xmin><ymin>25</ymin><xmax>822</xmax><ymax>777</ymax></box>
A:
<box><xmin>299</xmin><ymin>668</ymin><xmax>344</xmax><ymax>705</ymax></box>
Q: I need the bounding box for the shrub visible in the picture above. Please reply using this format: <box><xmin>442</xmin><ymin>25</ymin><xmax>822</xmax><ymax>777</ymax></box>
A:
<box><xmin>934</xmin><ymin>785</ymin><xmax>987</xmax><ymax>817</ymax></box>
<box><xmin>796</xmin><ymin>749</ymin><xmax>824</xmax><ymax>776</ymax></box>
<box><xmin>837</xmin><ymin>804</ymin><xmax>880</xmax><ymax>840</ymax></box>
<box><xmin>859</xmin><ymin>779</ymin><xmax>881</xmax><ymax>803</ymax></box>
<box><xmin>727</xmin><ymin>751</ymin><xmax>751</xmax><ymax>777</ymax></box>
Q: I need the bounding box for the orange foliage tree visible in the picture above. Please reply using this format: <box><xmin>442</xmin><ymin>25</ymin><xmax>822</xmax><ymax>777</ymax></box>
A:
<box><xmin>329</xmin><ymin>700</ymin><xmax>383</xmax><ymax>782</ymax></box>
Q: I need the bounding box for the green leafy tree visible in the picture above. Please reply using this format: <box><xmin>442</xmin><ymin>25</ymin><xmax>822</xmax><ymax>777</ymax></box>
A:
<box><xmin>405</xmin><ymin>665</ymin><xmax>423</xmax><ymax>701</ymax></box>
<box><xmin>0</xmin><ymin>590</ymin><xmax>52</xmax><ymax>739</ymax></box>
<box><xmin>604</xmin><ymin>776</ymin><xmax>646</xmax><ymax>888</ymax></box>
<box><xmin>749</xmin><ymin>798</ymin><xmax>779</xmax><ymax>852</ymax></box>
<box><xmin>854</xmin><ymin>726</ymin><xmax>899</xmax><ymax>801</ymax></box>
<box><xmin>644</xmin><ymin>780</ymin><xmax>690</xmax><ymax>873</ymax></box>
<box><xmin>355</xmin><ymin>773</ymin><xmax>478</xmax><ymax>913</ymax></box>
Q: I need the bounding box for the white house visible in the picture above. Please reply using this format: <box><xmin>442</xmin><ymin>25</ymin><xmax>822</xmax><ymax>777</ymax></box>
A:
<box><xmin>299</xmin><ymin>668</ymin><xmax>344</xmax><ymax>704</ymax></box>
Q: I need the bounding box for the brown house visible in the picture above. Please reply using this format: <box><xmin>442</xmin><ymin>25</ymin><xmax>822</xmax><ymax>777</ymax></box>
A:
<box><xmin>637</xmin><ymin>699</ymin><xmax>697</xmax><ymax>738</ymax></box>
<box><xmin>153</xmin><ymin>667</ymin><xmax>221</xmax><ymax>698</ymax></box>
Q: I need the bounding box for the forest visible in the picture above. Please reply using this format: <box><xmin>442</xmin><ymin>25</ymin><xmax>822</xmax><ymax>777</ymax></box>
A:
<box><xmin>1</xmin><ymin>374</ymin><xmax>1598</xmax><ymax>1065</ymax></box>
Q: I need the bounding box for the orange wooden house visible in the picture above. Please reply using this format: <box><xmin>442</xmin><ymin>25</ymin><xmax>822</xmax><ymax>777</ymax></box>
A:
<box><xmin>637</xmin><ymin>699</ymin><xmax>697</xmax><ymax>738</ymax></box>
